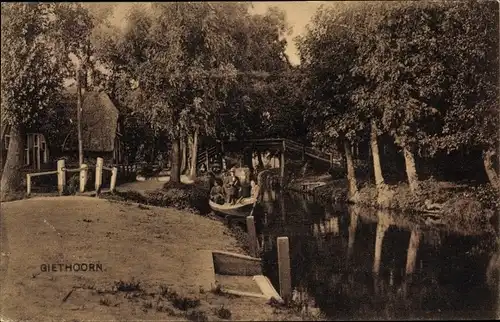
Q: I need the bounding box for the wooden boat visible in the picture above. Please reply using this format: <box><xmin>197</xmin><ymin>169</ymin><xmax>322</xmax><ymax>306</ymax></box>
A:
<box><xmin>209</xmin><ymin>197</ymin><xmax>257</xmax><ymax>218</ymax></box>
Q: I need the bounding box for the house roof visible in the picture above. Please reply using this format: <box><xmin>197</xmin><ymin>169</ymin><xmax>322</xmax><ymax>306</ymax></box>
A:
<box><xmin>64</xmin><ymin>90</ymin><xmax>120</xmax><ymax>152</ymax></box>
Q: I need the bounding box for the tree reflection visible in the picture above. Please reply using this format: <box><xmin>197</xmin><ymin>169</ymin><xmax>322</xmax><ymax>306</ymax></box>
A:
<box><xmin>347</xmin><ymin>205</ymin><xmax>360</xmax><ymax>260</ymax></box>
<box><xmin>373</xmin><ymin>210</ymin><xmax>392</xmax><ymax>276</ymax></box>
<box><xmin>405</xmin><ymin>229</ymin><xmax>422</xmax><ymax>275</ymax></box>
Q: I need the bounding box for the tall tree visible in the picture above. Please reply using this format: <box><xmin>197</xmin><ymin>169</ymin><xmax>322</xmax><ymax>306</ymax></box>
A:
<box><xmin>430</xmin><ymin>1</ymin><xmax>499</xmax><ymax>191</ymax></box>
<box><xmin>1</xmin><ymin>3</ymin><xmax>65</xmax><ymax>199</ymax></box>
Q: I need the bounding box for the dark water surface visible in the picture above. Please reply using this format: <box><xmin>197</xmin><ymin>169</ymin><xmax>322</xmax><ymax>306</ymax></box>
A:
<box><xmin>255</xmin><ymin>187</ymin><xmax>499</xmax><ymax>320</ymax></box>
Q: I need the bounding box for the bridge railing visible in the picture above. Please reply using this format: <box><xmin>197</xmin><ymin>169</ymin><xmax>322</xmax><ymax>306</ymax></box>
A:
<box><xmin>284</xmin><ymin>139</ymin><xmax>334</xmax><ymax>165</ymax></box>
<box><xmin>196</xmin><ymin>145</ymin><xmax>218</xmax><ymax>170</ymax></box>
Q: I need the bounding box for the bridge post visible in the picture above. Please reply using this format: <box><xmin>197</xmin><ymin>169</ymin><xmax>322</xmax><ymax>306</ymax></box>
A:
<box><xmin>277</xmin><ymin>236</ymin><xmax>292</xmax><ymax>304</ymax></box>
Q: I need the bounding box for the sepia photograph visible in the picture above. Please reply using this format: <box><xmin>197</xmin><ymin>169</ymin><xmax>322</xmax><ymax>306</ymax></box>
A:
<box><xmin>0</xmin><ymin>1</ymin><xmax>499</xmax><ymax>321</ymax></box>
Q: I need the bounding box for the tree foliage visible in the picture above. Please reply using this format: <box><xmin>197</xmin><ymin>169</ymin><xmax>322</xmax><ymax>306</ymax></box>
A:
<box><xmin>299</xmin><ymin>0</ymin><xmax>499</xmax><ymax>188</ymax></box>
<box><xmin>1</xmin><ymin>3</ymin><xmax>64</xmax><ymax>126</ymax></box>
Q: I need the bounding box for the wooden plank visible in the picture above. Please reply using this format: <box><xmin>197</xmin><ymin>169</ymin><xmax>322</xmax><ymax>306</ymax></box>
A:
<box><xmin>253</xmin><ymin>275</ymin><xmax>284</xmax><ymax>303</ymax></box>
<box><xmin>220</xmin><ymin>288</ymin><xmax>268</xmax><ymax>299</ymax></box>
<box><xmin>29</xmin><ymin>170</ymin><xmax>58</xmax><ymax>177</ymax></box>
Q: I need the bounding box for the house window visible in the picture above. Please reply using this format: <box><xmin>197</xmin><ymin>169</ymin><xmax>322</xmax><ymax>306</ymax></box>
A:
<box><xmin>25</xmin><ymin>134</ymin><xmax>32</xmax><ymax>166</ymax></box>
<box><xmin>4</xmin><ymin>135</ymin><xmax>10</xmax><ymax>149</ymax></box>
<box><xmin>41</xmin><ymin>141</ymin><xmax>48</xmax><ymax>163</ymax></box>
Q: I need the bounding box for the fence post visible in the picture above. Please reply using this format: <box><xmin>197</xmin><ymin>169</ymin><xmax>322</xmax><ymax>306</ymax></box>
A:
<box><xmin>79</xmin><ymin>164</ymin><xmax>88</xmax><ymax>193</ymax></box>
<box><xmin>95</xmin><ymin>157</ymin><xmax>103</xmax><ymax>194</ymax></box>
<box><xmin>110</xmin><ymin>166</ymin><xmax>118</xmax><ymax>192</ymax></box>
<box><xmin>57</xmin><ymin>159</ymin><xmax>66</xmax><ymax>195</ymax></box>
<box><xmin>26</xmin><ymin>174</ymin><xmax>31</xmax><ymax>196</ymax></box>
<box><xmin>246</xmin><ymin>216</ymin><xmax>258</xmax><ymax>257</ymax></box>
<box><xmin>277</xmin><ymin>236</ymin><xmax>292</xmax><ymax>304</ymax></box>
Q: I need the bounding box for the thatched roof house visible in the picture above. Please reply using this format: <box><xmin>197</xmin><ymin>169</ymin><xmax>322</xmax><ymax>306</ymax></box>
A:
<box><xmin>59</xmin><ymin>89</ymin><xmax>123</xmax><ymax>164</ymax></box>
<box><xmin>1</xmin><ymin>87</ymin><xmax>125</xmax><ymax>170</ymax></box>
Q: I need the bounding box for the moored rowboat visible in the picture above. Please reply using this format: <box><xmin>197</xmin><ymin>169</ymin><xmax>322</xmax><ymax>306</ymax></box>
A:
<box><xmin>209</xmin><ymin>197</ymin><xmax>257</xmax><ymax>218</ymax></box>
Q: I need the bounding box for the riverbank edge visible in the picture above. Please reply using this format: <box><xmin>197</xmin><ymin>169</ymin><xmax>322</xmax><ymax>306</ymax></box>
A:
<box><xmin>0</xmin><ymin>196</ymin><xmax>324</xmax><ymax>321</ymax></box>
<box><xmin>99</xmin><ymin>181</ymin><xmax>325</xmax><ymax>321</ymax></box>
<box><xmin>283</xmin><ymin>174</ymin><xmax>499</xmax><ymax>236</ymax></box>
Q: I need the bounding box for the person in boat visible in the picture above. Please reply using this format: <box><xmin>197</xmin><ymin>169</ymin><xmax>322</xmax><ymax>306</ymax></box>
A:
<box><xmin>250</xmin><ymin>179</ymin><xmax>260</xmax><ymax>200</ymax></box>
<box><xmin>226</xmin><ymin>168</ymin><xmax>241</xmax><ymax>205</ymax></box>
<box><xmin>210</xmin><ymin>180</ymin><xmax>225</xmax><ymax>205</ymax></box>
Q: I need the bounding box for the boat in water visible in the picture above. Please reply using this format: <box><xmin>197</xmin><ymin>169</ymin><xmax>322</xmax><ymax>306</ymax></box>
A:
<box><xmin>209</xmin><ymin>197</ymin><xmax>258</xmax><ymax>218</ymax></box>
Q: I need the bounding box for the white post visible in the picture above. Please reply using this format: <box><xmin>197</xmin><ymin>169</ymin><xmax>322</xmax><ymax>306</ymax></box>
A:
<box><xmin>110</xmin><ymin>166</ymin><xmax>118</xmax><ymax>192</ymax></box>
<box><xmin>26</xmin><ymin>174</ymin><xmax>31</xmax><ymax>196</ymax></box>
<box><xmin>95</xmin><ymin>157</ymin><xmax>103</xmax><ymax>194</ymax></box>
<box><xmin>57</xmin><ymin>159</ymin><xmax>66</xmax><ymax>195</ymax></box>
<box><xmin>79</xmin><ymin>163</ymin><xmax>88</xmax><ymax>193</ymax></box>
<box><xmin>277</xmin><ymin>236</ymin><xmax>292</xmax><ymax>304</ymax></box>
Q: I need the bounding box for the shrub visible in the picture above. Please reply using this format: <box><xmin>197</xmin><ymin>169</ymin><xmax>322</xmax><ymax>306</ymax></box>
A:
<box><xmin>144</xmin><ymin>182</ymin><xmax>210</xmax><ymax>214</ymax></box>
<box><xmin>213</xmin><ymin>305</ymin><xmax>232</xmax><ymax>319</ymax></box>
<box><xmin>185</xmin><ymin>310</ymin><xmax>208</xmax><ymax>322</ymax></box>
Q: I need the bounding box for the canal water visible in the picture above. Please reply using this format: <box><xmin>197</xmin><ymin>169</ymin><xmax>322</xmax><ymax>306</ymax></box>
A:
<box><xmin>256</xmin><ymin>186</ymin><xmax>499</xmax><ymax>320</ymax></box>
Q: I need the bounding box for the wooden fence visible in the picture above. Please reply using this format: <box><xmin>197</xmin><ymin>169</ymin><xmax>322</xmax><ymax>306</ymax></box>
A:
<box><xmin>25</xmin><ymin>157</ymin><xmax>133</xmax><ymax>196</ymax></box>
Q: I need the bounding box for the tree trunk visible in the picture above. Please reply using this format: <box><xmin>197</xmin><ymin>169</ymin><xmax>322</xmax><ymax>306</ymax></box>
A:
<box><xmin>347</xmin><ymin>206</ymin><xmax>359</xmax><ymax>260</ymax></box>
<box><xmin>483</xmin><ymin>147</ymin><xmax>500</xmax><ymax>191</ymax></box>
<box><xmin>344</xmin><ymin>139</ymin><xmax>359</xmax><ymax>202</ymax></box>
<box><xmin>373</xmin><ymin>210</ymin><xmax>390</xmax><ymax>276</ymax></box>
<box><xmin>180</xmin><ymin>134</ymin><xmax>188</xmax><ymax>175</ymax></box>
<box><xmin>405</xmin><ymin>229</ymin><xmax>421</xmax><ymax>275</ymax></box>
<box><xmin>402</xmin><ymin>144</ymin><xmax>419</xmax><ymax>194</ymax></box>
<box><xmin>257</xmin><ymin>150</ymin><xmax>264</xmax><ymax>169</ymax></box>
<box><xmin>185</xmin><ymin>135</ymin><xmax>190</xmax><ymax>174</ymax></box>
<box><xmin>76</xmin><ymin>67</ymin><xmax>84</xmax><ymax>166</ymax></box>
<box><xmin>370</xmin><ymin>120</ymin><xmax>385</xmax><ymax>186</ymax></box>
<box><xmin>189</xmin><ymin>128</ymin><xmax>199</xmax><ymax>178</ymax></box>
<box><xmin>1</xmin><ymin>123</ymin><xmax>24</xmax><ymax>200</ymax></box>
<box><xmin>170</xmin><ymin>136</ymin><xmax>181</xmax><ymax>183</ymax></box>
<box><xmin>371</xmin><ymin>120</ymin><xmax>393</xmax><ymax>207</ymax></box>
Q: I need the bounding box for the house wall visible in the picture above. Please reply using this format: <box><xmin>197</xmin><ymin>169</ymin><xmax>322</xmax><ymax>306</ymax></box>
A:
<box><xmin>1</xmin><ymin>133</ymin><xmax>50</xmax><ymax>171</ymax></box>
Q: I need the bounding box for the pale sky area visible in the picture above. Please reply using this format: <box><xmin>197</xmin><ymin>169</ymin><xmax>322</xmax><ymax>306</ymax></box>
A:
<box><xmin>106</xmin><ymin>1</ymin><xmax>329</xmax><ymax>65</ymax></box>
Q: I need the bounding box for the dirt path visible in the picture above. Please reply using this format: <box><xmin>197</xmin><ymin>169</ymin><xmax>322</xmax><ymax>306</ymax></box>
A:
<box><xmin>116</xmin><ymin>175</ymin><xmax>194</xmax><ymax>195</ymax></box>
<box><xmin>0</xmin><ymin>196</ymin><xmax>308</xmax><ymax>321</ymax></box>
<box><xmin>117</xmin><ymin>180</ymin><xmax>165</xmax><ymax>195</ymax></box>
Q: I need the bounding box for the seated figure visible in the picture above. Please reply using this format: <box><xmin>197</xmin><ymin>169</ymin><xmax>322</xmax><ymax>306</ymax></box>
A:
<box><xmin>210</xmin><ymin>180</ymin><xmax>225</xmax><ymax>205</ymax></box>
<box><xmin>250</xmin><ymin>179</ymin><xmax>260</xmax><ymax>200</ymax></box>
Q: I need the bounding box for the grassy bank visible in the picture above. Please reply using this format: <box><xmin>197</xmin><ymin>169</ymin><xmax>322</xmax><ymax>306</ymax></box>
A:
<box><xmin>284</xmin><ymin>171</ymin><xmax>499</xmax><ymax>236</ymax></box>
<box><xmin>0</xmin><ymin>196</ymin><xmax>319</xmax><ymax>321</ymax></box>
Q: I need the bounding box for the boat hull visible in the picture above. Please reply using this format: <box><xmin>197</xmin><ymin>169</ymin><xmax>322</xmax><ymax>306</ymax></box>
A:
<box><xmin>209</xmin><ymin>198</ymin><xmax>257</xmax><ymax>218</ymax></box>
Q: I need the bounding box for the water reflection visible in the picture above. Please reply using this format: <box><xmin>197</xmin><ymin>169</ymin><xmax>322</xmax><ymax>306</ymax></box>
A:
<box><xmin>259</xmin><ymin>186</ymin><xmax>498</xmax><ymax>320</ymax></box>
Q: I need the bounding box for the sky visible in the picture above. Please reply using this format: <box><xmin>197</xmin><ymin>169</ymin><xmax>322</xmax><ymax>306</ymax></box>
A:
<box><xmin>106</xmin><ymin>1</ymin><xmax>329</xmax><ymax>66</ymax></box>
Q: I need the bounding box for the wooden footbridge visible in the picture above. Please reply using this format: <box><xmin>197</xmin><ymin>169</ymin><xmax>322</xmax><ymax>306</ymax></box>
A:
<box><xmin>197</xmin><ymin>138</ymin><xmax>341</xmax><ymax>179</ymax></box>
